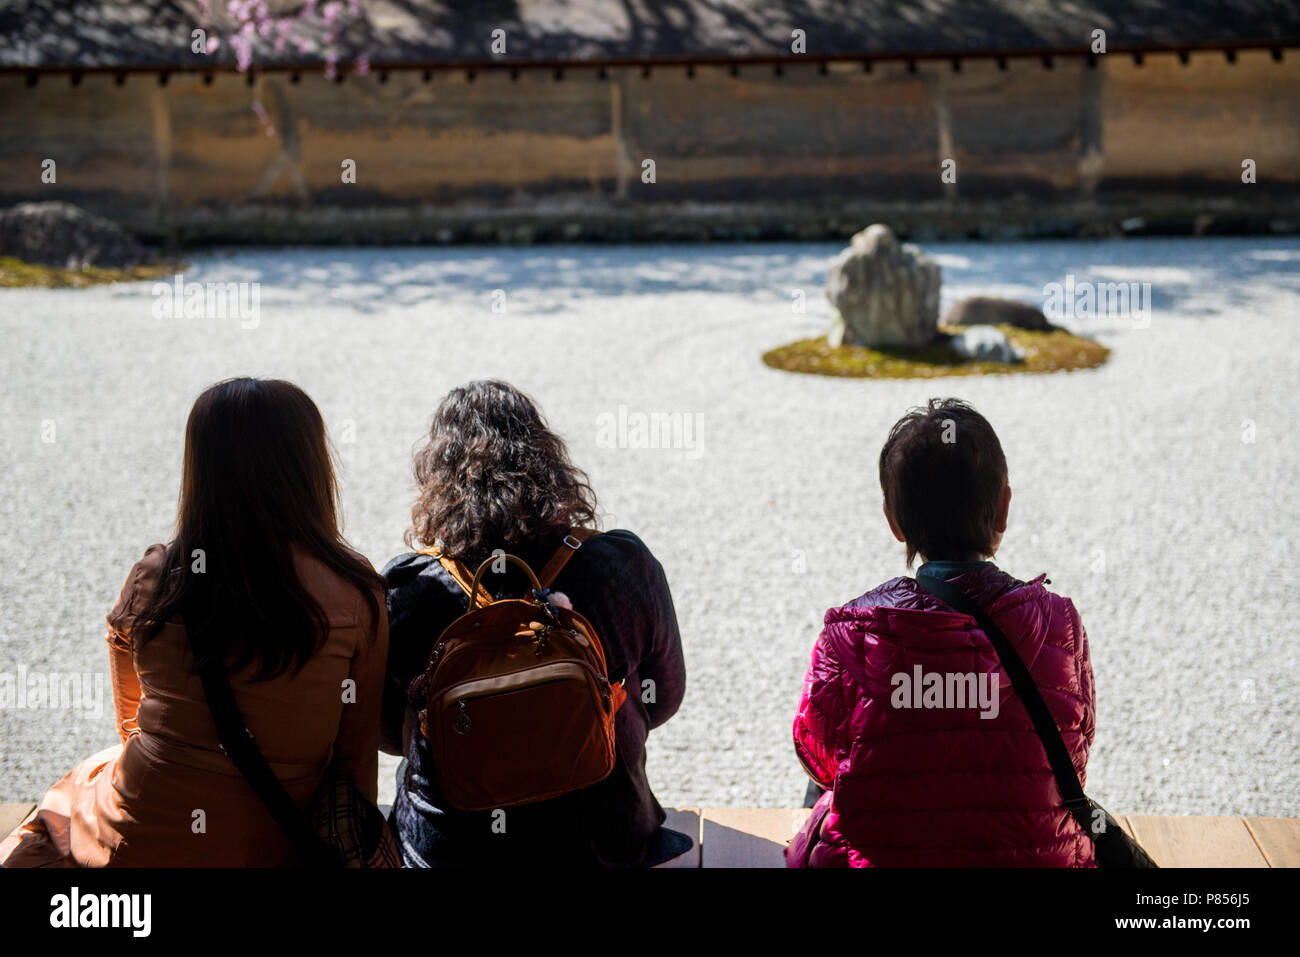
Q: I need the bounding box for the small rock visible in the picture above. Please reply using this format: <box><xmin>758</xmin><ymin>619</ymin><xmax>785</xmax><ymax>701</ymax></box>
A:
<box><xmin>948</xmin><ymin>326</ymin><xmax>1024</xmax><ymax>364</ymax></box>
<box><xmin>825</xmin><ymin>223</ymin><xmax>941</xmax><ymax>348</ymax></box>
<box><xmin>943</xmin><ymin>295</ymin><xmax>1053</xmax><ymax>331</ymax></box>
<box><xmin>0</xmin><ymin>201</ymin><xmax>146</xmax><ymax>268</ymax></box>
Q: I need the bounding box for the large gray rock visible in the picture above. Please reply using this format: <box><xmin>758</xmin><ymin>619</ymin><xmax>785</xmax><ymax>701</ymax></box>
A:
<box><xmin>0</xmin><ymin>202</ymin><xmax>146</xmax><ymax>268</ymax></box>
<box><xmin>943</xmin><ymin>295</ymin><xmax>1053</xmax><ymax>331</ymax></box>
<box><xmin>826</xmin><ymin>224</ymin><xmax>940</xmax><ymax>348</ymax></box>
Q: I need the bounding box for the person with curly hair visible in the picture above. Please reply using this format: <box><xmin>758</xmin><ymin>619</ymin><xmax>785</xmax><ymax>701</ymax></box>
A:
<box><xmin>380</xmin><ymin>380</ymin><xmax>688</xmax><ymax>867</ymax></box>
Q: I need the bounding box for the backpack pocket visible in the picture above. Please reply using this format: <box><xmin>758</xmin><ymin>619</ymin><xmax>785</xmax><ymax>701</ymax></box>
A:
<box><xmin>432</xmin><ymin>660</ymin><xmax>617</xmax><ymax>811</ymax></box>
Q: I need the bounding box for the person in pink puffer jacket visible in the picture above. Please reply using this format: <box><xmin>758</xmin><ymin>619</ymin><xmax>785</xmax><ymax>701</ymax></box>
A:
<box><xmin>787</xmin><ymin>397</ymin><xmax>1097</xmax><ymax>867</ymax></box>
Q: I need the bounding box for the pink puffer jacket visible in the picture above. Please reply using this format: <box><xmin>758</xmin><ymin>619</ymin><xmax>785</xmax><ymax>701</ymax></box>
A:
<box><xmin>787</xmin><ymin>565</ymin><xmax>1096</xmax><ymax>867</ymax></box>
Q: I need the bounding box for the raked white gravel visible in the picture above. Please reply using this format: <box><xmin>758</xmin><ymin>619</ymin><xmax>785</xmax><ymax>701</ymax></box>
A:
<box><xmin>1</xmin><ymin>237</ymin><xmax>1296</xmax><ymax>815</ymax></box>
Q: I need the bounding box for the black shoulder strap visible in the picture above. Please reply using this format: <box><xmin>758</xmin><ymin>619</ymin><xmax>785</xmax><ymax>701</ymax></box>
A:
<box><xmin>182</xmin><ymin>604</ymin><xmax>338</xmax><ymax>868</ymax></box>
<box><xmin>915</xmin><ymin>571</ymin><xmax>1093</xmax><ymax>833</ymax></box>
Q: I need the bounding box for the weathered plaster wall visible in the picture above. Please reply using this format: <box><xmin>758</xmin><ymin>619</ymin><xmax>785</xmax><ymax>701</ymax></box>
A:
<box><xmin>0</xmin><ymin>50</ymin><xmax>1294</xmax><ymax>242</ymax></box>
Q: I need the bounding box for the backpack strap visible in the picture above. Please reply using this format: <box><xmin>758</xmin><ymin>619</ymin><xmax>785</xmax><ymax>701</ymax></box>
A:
<box><xmin>419</xmin><ymin>528</ymin><xmax>599</xmax><ymax>605</ymax></box>
<box><xmin>417</xmin><ymin>548</ymin><xmax>490</xmax><ymax>609</ymax></box>
<box><xmin>537</xmin><ymin>528</ymin><xmax>600</xmax><ymax>588</ymax></box>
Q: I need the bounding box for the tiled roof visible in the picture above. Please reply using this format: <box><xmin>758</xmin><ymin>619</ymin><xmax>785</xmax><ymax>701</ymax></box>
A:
<box><xmin>2</xmin><ymin>0</ymin><xmax>1298</xmax><ymax>70</ymax></box>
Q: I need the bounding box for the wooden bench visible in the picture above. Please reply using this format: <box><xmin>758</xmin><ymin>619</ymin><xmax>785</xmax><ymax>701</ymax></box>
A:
<box><xmin>657</xmin><ymin>809</ymin><xmax>1300</xmax><ymax>867</ymax></box>
<box><xmin>0</xmin><ymin>803</ymin><xmax>36</xmax><ymax>847</ymax></box>
<box><xmin>4</xmin><ymin>803</ymin><xmax>1296</xmax><ymax>867</ymax></box>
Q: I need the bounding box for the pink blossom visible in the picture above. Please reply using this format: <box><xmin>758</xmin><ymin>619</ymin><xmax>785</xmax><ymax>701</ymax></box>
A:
<box><xmin>231</xmin><ymin>34</ymin><xmax>252</xmax><ymax>71</ymax></box>
<box><xmin>251</xmin><ymin>100</ymin><xmax>275</xmax><ymax>137</ymax></box>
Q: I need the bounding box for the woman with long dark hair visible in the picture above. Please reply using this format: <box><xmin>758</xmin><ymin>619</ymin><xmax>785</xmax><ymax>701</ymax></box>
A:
<box><xmin>0</xmin><ymin>377</ymin><xmax>387</xmax><ymax>867</ymax></box>
<box><xmin>381</xmin><ymin>380</ymin><xmax>687</xmax><ymax>867</ymax></box>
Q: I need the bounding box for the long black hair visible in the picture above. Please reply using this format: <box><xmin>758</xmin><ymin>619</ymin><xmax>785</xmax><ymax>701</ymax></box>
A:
<box><xmin>134</xmin><ymin>377</ymin><xmax>383</xmax><ymax>679</ymax></box>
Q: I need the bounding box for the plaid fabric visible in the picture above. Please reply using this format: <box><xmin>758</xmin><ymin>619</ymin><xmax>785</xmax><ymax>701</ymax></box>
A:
<box><xmin>312</xmin><ymin>768</ymin><xmax>402</xmax><ymax>868</ymax></box>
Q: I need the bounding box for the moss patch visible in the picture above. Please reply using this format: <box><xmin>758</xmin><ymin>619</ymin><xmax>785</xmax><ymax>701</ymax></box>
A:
<box><xmin>762</xmin><ymin>325</ymin><xmax>1110</xmax><ymax>379</ymax></box>
<box><xmin>0</xmin><ymin>257</ymin><xmax>180</xmax><ymax>289</ymax></box>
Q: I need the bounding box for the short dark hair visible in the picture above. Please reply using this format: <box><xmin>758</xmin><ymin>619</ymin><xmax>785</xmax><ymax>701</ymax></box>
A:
<box><xmin>878</xmin><ymin>398</ymin><xmax>1008</xmax><ymax>567</ymax></box>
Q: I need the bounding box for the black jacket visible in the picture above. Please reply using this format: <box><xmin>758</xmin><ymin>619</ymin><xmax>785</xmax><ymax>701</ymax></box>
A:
<box><xmin>380</xmin><ymin>528</ymin><xmax>686</xmax><ymax>867</ymax></box>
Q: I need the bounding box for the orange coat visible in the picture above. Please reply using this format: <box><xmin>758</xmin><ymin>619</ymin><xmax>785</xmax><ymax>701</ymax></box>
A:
<box><xmin>0</xmin><ymin>544</ymin><xmax>387</xmax><ymax>867</ymax></box>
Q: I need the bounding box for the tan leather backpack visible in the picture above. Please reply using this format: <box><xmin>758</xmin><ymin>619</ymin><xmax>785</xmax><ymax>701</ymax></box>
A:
<box><xmin>416</xmin><ymin>529</ymin><xmax>626</xmax><ymax>811</ymax></box>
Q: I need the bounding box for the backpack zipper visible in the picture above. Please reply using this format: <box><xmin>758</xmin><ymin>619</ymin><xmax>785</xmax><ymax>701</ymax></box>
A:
<box><xmin>430</xmin><ymin>622</ymin><xmax>603</xmax><ymax>684</ymax></box>
<box><xmin>438</xmin><ymin>659</ymin><xmax>613</xmax><ymax>717</ymax></box>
